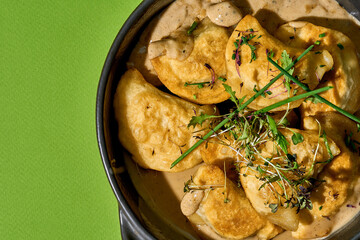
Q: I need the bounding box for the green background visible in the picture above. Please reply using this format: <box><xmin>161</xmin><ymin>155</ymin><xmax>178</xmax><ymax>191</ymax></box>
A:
<box><xmin>1</xmin><ymin>0</ymin><xmax>141</xmax><ymax>239</ymax></box>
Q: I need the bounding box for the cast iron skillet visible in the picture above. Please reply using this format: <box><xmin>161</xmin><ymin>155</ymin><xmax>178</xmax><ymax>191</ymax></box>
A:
<box><xmin>96</xmin><ymin>0</ymin><xmax>360</xmax><ymax>239</ymax></box>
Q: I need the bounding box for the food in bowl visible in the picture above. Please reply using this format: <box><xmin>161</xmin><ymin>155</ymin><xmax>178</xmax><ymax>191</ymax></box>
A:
<box><xmin>112</xmin><ymin>0</ymin><xmax>360</xmax><ymax>239</ymax></box>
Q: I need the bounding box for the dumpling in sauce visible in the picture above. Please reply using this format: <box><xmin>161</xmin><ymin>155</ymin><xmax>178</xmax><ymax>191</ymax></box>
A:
<box><xmin>200</xmin><ymin>132</ymin><xmax>238</xmax><ymax>167</ymax></box>
<box><xmin>294</xmin><ymin>112</ymin><xmax>360</xmax><ymax>238</ymax></box>
<box><xmin>275</xmin><ymin>21</ymin><xmax>360</xmax><ymax>117</ymax></box>
<box><xmin>200</xmin><ymin>111</ymin><xmax>299</xmax><ymax>167</ymax></box>
<box><xmin>239</xmin><ymin>128</ymin><xmax>340</xmax><ymax>231</ymax></box>
<box><xmin>225</xmin><ymin>15</ymin><xmax>334</xmax><ymax>111</ymax></box>
<box><xmin>180</xmin><ymin>165</ymin><xmax>283</xmax><ymax>240</ymax></box>
<box><xmin>151</xmin><ymin>18</ymin><xmax>231</xmax><ymax>104</ymax></box>
<box><xmin>113</xmin><ymin>68</ymin><xmax>217</xmax><ymax>172</ymax></box>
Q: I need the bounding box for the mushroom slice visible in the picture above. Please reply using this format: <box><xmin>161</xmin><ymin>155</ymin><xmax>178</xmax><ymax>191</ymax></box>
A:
<box><xmin>114</xmin><ymin>68</ymin><xmax>217</xmax><ymax>172</ymax></box>
<box><xmin>181</xmin><ymin>165</ymin><xmax>283</xmax><ymax>240</ymax></box>
<box><xmin>225</xmin><ymin>15</ymin><xmax>333</xmax><ymax>111</ymax></box>
<box><xmin>275</xmin><ymin>21</ymin><xmax>360</xmax><ymax>117</ymax></box>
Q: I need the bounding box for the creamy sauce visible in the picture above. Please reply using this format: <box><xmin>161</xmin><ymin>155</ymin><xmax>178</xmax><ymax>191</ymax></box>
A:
<box><xmin>122</xmin><ymin>0</ymin><xmax>360</xmax><ymax>239</ymax></box>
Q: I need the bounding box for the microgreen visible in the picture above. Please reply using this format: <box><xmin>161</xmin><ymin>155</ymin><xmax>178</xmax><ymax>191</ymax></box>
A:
<box><xmin>184</xmin><ymin>81</ymin><xmax>210</xmax><ymax>89</ymax></box>
<box><xmin>315</xmin><ymin>130</ymin><xmax>333</xmax><ymax>164</ymax></box>
<box><xmin>171</xmin><ymin>45</ymin><xmax>315</xmax><ymax>169</ymax></box>
<box><xmin>188</xmin><ymin>112</ymin><xmax>219</xmax><ymax>128</ymax></box>
<box><xmin>280</xmin><ymin>50</ymin><xmax>294</xmax><ymax>94</ymax></box>
<box><xmin>291</xmin><ymin>132</ymin><xmax>304</xmax><ymax>145</ymax></box>
<box><xmin>267</xmin><ymin>115</ymin><xmax>289</xmax><ymax>154</ymax></box>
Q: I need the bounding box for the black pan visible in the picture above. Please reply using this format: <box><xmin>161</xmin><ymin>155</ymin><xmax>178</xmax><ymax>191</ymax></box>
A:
<box><xmin>96</xmin><ymin>1</ymin><xmax>360</xmax><ymax>239</ymax></box>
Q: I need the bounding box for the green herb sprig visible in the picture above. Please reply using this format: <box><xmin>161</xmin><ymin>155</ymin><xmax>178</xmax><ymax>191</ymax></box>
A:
<box><xmin>170</xmin><ymin>45</ymin><xmax>315</xmax><ymax>169</ymax></box>
<box><xmin>267</xmin><ymin>57</ymin><xmax>360</xmax><ymax>124</ymax></box>
<box><xmin>187</xmin><ymin>21</ymin><xmax>198</xmax><ymax>35</ymax></box>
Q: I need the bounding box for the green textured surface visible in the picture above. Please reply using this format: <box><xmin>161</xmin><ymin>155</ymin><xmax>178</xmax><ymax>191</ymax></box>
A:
<box><xmin>1</xmin><ymin>0</ymin><xmax>141</xmax><ymax>239</ymax></box>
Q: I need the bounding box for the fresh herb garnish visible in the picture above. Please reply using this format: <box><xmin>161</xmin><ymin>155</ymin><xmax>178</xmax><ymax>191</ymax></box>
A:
<box><xmin>184</xmin><ymin>81</ymin><xmax>210</xmax><ymax>89</ymax></box>
<box><xmin>291</xmin><ymin>132</ymin><xmax>304</xmax><ymax>145</ymax></box>
<box><xmin>268</xmin><ymin>56</ymin><xmax>360</xmax><ymax>124</ymax></box>
<box><xmin>337</xmin><ymin>43</ymin><xmax>344</xmax><ymax>50</ymax></box>
<box><xmin>253</xmin><ymin>84</ymin><xmax>272</xmax><ymax>98</ymax></box>
<box><xmin>345</xmin><ymin>130</ymin><xmax>360</xmax><ymax>152</ymax></box>
<box><xmin>218</xmin><ymin>76</ymin><xmax>227</xmax><ymax>82</ymax></box>
<box><xmin>314</xmin><ymin>40</ymin><xmax>321</xmax><ymax>45</ymax></box>
<box><xmin>269</xmin><ymin>203</ymin><xmax>278</xmax><ymax>213</ymax></box>
<box><xmin>187</xmin><ymin>21</ymin><xmax>198</xmax><ymax>35</ymax></box>
<box><xmin>319</xmin><ymin>33</ymin><xmax>326</xmax><ymax>38</ymax></box>
<box><xmin>267</xmin><ymin>115</ymin><xmax>289</xmax><ymax>154</ymax></box>
<box><xmin>188</xmin><ymin>112</ymin><xmax>219</xmax><ymax>128</ymax></box>
<box><xmin>241</xmin><ymin>35</ymin><xmax>257</xmax><ymax>62</ymax></box>
<box><xmin>280</xmin><ymin>50</ymin><xmax>294</xmax><ymax>94</ymax></box>
<box><xmin>171</xmin><ymin>45</ymin><xmax>315</xmax><ymax>169</ymax></box>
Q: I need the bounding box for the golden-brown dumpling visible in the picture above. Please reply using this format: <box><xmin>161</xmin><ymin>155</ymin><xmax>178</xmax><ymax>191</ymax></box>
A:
<box><xmin>275</xmin><ymin>21</ymin><xmax>360</xmax><ymax>117</ymax></box>
<box><xmin>200</xmin><ymin>133</ymin><xmax>238</xmax><ymax>167</ymax></box>
<box><xmin>294</xmin><ymin>113</ymin><xmax>360</xmax><ymax>238</ymax></box>
<box><xmin>180</xmin><ymin>165</ymin><xmax>283</xmax><ymax>240</ymax></box>
<box><xmin>239</xmin><ymin>128</ymin><xmax>340</xmax><ymax>231</ymax></box>
<box><xmin>151</xmin><ymin>18</ymin><xmax>230</xmax><ymax>104</ymax></box>
<box><xmin>114</xmin><ymin>68</ymin><xmax>217</xmax><ymax>172</ymax></box>
<box><xmin>225</xmin><ymin>15</ymin><xmax>333</xmax><ymax>111</ymax></box>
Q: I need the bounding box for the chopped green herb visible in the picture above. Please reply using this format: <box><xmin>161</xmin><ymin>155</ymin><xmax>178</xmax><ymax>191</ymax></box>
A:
<box><xmin>320</xmin><ymin>65</ymin><xmax>326</xmax><ymax>68</ymax></box>
<box><xmin>267</xmin><ymin>115</ymin><xmax>289</xmax><ymax>154</ymax></box>
<box><xmin>257</xmin><ymin>35</ymin><xmax>262</xmax><ymax>39</ymax></box>
<box><xmin>232</xmin><ymin>53</ymin><xmax>236</xmax><ymax>60</ymax></box>
<box><xmin>224</xmin><ymin>198</ymin><xmax>230</xmax><ymax>203</ymax></box>
<box><xmin>337</xmin><ymin>43</ymin><xmax>344</xmax><ymax>50</ymax></box>
<box><xmin>253</xmin><ymin>85</ymin><xmax>272</xmax><ymax>98</ymax></box>
<box><xmin>319</xmin><ymin>33</ymin><xmax>326</xmax><ymax>38</ymax></box>
<box><xmin>305</xmin><ymin>96</ymin><xmax>323</xmax><ymax>104</ymax></box>
<box><xmin>187</xmin><ymin>112</ymin><xmax>219</xmax><ymax>128</ymax></box>
<box><xmin>193</xmin><ymin>94</ymin><xmax>197</xmax><ymax>100</ymax></box>
<box><xmin>269</xmin><ymin>203</ymin><xmax>278</xmax><ymax>213</ymax></box>
<box><xmin>292</xmin><ymin>132</ymin><xmax>304</xmax><ymax>145</ymax></box>
<box><xmin>187</xmin><ymin>21</ymin><xmax>198</xmax><ymax>35</ymax></box>
<box><xmin>218</xmin><ymin>76</ymin><xmax>227</xmax><ymax>82</ymax></box>
<box><xmin>241</xmin><ymin>36</ymin><xmax>257</xmax><ymax>62</ymax></box>
<box><xmin>184</xmin><ymin>81</ymin><xmax>210</xmax><ymax>89</ymax></box>
<box><xmin>345</xmin><ymin>130</ymin><xmax>360</xmax><ymax>152</ymax></box>
<box><xmin>315</xmin><ymin>51</ymin><xmax>322</xmax><ymax>54</ymax></box>
<box><xmin>357</xmin><ymin>124</ymin><xmax>360</xmax><ymax>132</ymax></box>
<box><xmin>280</xmin><ymin>50</ymin><xmax>294</xmax><ymax>93</ymax></box>
<box><xmin>314</xmin><ymin>40</ymin><xmax>321</xmax><ymax>45</ymax></box>
<box><xmin>234</xmin><ymin>41</ymin><xmax>239</xmax><ymax>49</ymax></box>
<box><xmin>319</xmin><ymin>206</ymin><xmax>323</xmax><ymax>211</ymax></box>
